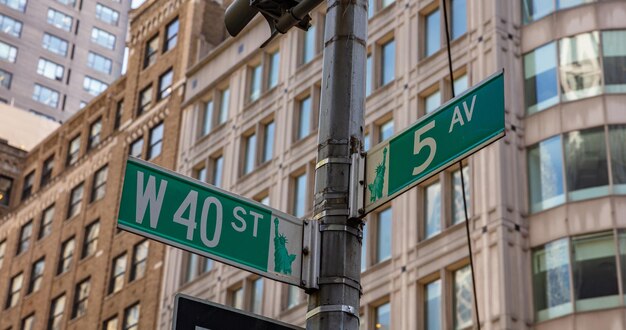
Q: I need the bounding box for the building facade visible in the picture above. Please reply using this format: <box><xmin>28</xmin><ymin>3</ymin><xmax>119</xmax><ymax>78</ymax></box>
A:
<box><xmin>157</xmin><ymin>0</ymin><xmax>626</xmax><ymax>329</ymax></box>
<box><xmin>0</xmin><ymin>0</ymin><xmax>132</xmax><ymax>122</ymax></box>
<box><xmin>0</xmin><ymin>0</ymin><xmax>226</xmax><ymax>328</ymax></box>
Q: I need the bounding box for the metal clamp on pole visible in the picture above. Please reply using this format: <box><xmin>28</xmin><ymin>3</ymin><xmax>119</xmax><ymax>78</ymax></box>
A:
<box><xmin>349</xmin><ymin>152</ymin><xmax>365</xmax><ymax>219</ymax></box>
<box><xmin>305</xmin><ymin>304</ymin><xmax>359</xmax><ymax>320</ymax></box>
<box><xmin>301</xmin><ymin>219</ymin><xmax>320</xmax><ymax>290</ymax></box>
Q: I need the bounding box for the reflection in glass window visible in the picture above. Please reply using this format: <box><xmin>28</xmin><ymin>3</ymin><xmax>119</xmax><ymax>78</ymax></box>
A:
<box><xmin>96</xmin><ymin>4</ymin><xmax>119</xmax><ymax>25</ymax></box>
<box><xmin>424</xmin><ymin>182</ymin><xmax>441</xmax><ymax>238</ymax></box>
<box><xmin>361</xmin><ymin>223</ymin><xmax>367</xmax><ymax>271</ymax></box>
<box><xmin>302</xmin><ymin>25</ymin><xmax>316</xmax><ymax>64</ymax></box>
<box><xmin>376</xmin><ymin>208</ymin><xmax>392</xmax><ymax>262</ymax></box>
<box><xmin>0</xmin><ymin>68</ymin><xmax>9</xmax><ymax>89</ymax></box>
<box><xmin>425</xmin><ymin>90</ymin><xmax>441</xmax><ymax>114</ymax></box>
<box><xmin>0</xmin><ymin>40</ymin><xmax>17</xmax><ymax>62</ymax></box>
<box><xmin>43</xmin><ymin>33</ymin><xmax>68</xmax><ymax>56</ymax></box>
<box><xmin>379</xmin><ymin>120</ymin><xmax>394</xmax><ymax>142</ymax></box>
<box><xmin>532</xmin><ymin>238</ymin><xmax>572</xmax><ymax>322</ymax></box>
<box><xmin>609</xmin><ymin>125</ymin><xmax>626</xmax><ymax>192</ymax></box>
<box><xmin>244</xmin><ymin>133</ymin><xmax>256</xmax><ymax>174</ymax></box>
<box><xmin>451</xmin><ymin>0</ymin><xmax>466</xmax><ymax>39</ymax></box>
<box><xmin>524</xmin><ymin>42</ymin><xmax>558</xmax><ymax>114</ymax></box>
<box><xmin>452</xmin><ymin>166</ymin><xmax>470</xmax><ymax>224</ymax></box>
<box><xmin>33</xmin><ymin>84</ymin><xmax>59</xmax><ymax>108</ymax></box>
<box><xmin>298</xmin><ymin>96</ymin><xmax>312</xmax><ymax>140</ymax></box>
<box><xmin>148</xmin><ymin>123</ymin><xmax>163</xmax><ymax>159</ymax></box>
<box><xmin>425</xmin><ymin>9</ymin><xmax>440</xmax><ymax>57</ymax></box>
<box><xmin>0</xmin><ymin>176</ymin><xmax>11</xmax><ymax>206</ymax></box>
<box><xmin>249</xmin><ymin>64</ymin><xmax>262</xmax><ymax>102</ymax></box>
<box><xmin>87</xmin><ymin>52</ymin><xmax>112</xmax><ymax>74</ymax></box>
<box><xmin>528</xmin><ymin>136</ymin><xmax>564</xmax><ymax>213</ymax></box>
<box><xmin>618</xmin><ymin>230</ymin><xmax>626</xmax><ymax>304</ymax></box>
<box><xmin>382</xmin><ymin>0</ymin><xmax>393</xmax><ymax>9</ymax></box>
<box><xmin>375</xmin><ymin>302</ymin><xmax>390</xmax><ymax>330</ymax></box>
<box><xmin>0</xmin><ymin>14</ymin><xmax>22</xmax><ymax>37</ymax></box>
<box><xmin>425</xmin><ymin>279</ymin><xmax>441</xmax><ymax>330</ymax></box>
<box><xmin>381</xmin><ymin>39</ymin><xmax>395</xmax><ymax>86</ymax></box>
<box><xmin>294</xmin><ymin>173</ymin><xmax>307</xmax><ymax>217</ymax></box>
<box><xmin>453</xmin><ymin>74</ymin><xmax>468</xmax><ymax>95</ymax></box>
<box><xmin>83</xmin><ymin>76</ymin><xmax>108</xmax><ymax>96</ymax></box>
<box><xmin>522</xmin><ymin>0</ymin><xmax>554</xmax><ymax>24</ymax></box>
<box><xmin>262</xmin><ymin>121</ymin><xmax>274</xmax><ymax>163</ymax></box>
<box><xmin>144</xmin><ymin>35</ymin><xmax>158</xmax><ymax>68</ymax></box>
<box><xmin>558</xmin><ymin>0</ymin><xmax>592</xmax><ymax>10</ymax></box>
<box><xmin>91</xmin><ymin>27</ymin><xmax>116</xmax><ymax>50</ymax></box>
<box><xmin>454</xmin><ymin>266</ymin><xmax>473</xmax><ymax>329</ymax></box>
<box><xmin>268</xmin><ymin>51</ymin><xmax>280</xmax><ymax>89</ymax></box>
<box><xmin>0</xmin><ymin>0</ymin><xmax>26</xmax><ymax>12</ymax></box>
<box><xmin>572</xmin><ymin>232</ymin><xmax>619</xmax><ymax>312</ymax></box>
<box><xmin>559</xmin><ymin>32</ymin><xmax>602</xmax><ymax>102</ymax></box>
<box><xmin>158</xmin><ymin>69</ymin><xmax>173</xmax><ymax>100</ymax></box>
<box><xmin>164</xmin><ymin>18</ymin><xmax>179</xmax><ymax>51</ymax></box>
<box><xmin>202</xmin><ymin>100</ymin><xmax>213</xmax><ymax>136</ymax></box>
<box><xmin>37</xmin><ymin>58</ymin><xmax>64</xmax><ymax>81</ymax></box>
<box><xmin>47</xmin><ymin>8</ymin><xmax>72</xmax><ymax>31</ymax></box>
<box><xmin>602</xmin><ymin>30</ymin><xmax>626</xmax><ymax>93</ymax></box>
<box><xmin>251</xmin><ymin>278</ymin><xmax>263</xmax><ymax>314</ymax></box>
<box><xmin>49</xmin><ymin>294</ymin><xmax>66</xmax><ymax>330</ymax></box>
<box><xmin>129</xmin><ymin>138</ymin><xmax>143</xmax><ymax>158</ymax></box>
<box><xmin>287</xmin><ymin>286</ymin><xmax>300</xmax><ymax>308</ymax></box>
<box><xmin>219</xmin><ymin>88</ymin><xmax>230</xmax><ymax>124</ymax></box>
<box><xmin>366</xmin><ymin>54</ymin><xmax>372</xmax><ymax>96</ymax></box>
<box><xmin>212</xmin><ymin>156</ymin><xmax>223</xmax><ymax>188</ymax></box>
<box><xmin>564</xmin><ymin>127</ymin><xmax>609</xmax><ymax>200</ymax></box>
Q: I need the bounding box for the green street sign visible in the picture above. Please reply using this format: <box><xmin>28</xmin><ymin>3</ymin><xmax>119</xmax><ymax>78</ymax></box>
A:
<box><xmin>364</xmin><ymin>71</ymin><xmax>505</xmax><ymax>214</ymax></box>
<box><xmin>117</xmin><ymin>158</ymin><xmax>305</xmax><ymax>287</ymax></box>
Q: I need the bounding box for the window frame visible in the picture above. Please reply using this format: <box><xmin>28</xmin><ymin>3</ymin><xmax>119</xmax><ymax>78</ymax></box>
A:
<box><xmin>90</xmin><ymin>165</ymin><xmax>108</xmax><ymax>203</ymax></box>
<box><xmin>148</xmin><ymin>122</ymin><xmax>164</xmax><ymax>160</ymax></box>
<box><xmin>81</xmin><ymin>220</ymin><xmax>100</xmax><ymax>259</ymax></box>
<box><xmin>67</xmin><ymin>182</ymin><xmax>84</xmax><ymax>219</ymax></box>
<box><xmin>57</xmin><ymin>236</ymin><xmax>75</xmax><ymax>275</ymax></box>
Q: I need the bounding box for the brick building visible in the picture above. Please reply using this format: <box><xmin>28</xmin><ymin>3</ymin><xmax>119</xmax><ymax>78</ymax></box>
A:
<box><xmin>0</xmin><ymin>0</ymin><xmax>225</xmax><ymax>328</ymax></box>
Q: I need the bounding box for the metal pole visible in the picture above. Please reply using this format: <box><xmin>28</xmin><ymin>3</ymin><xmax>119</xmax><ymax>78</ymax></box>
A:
<box><xmin>305</xmin><ymin>0</ymin><xmax>367</xmax><ymax>327</ymax></box>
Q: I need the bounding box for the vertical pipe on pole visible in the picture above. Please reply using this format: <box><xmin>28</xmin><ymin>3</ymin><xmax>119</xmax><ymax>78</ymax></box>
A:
<box><xmin>305</xmin><ymin>0</ymin><xmax>367</xmax><ymax>327</ymax></box>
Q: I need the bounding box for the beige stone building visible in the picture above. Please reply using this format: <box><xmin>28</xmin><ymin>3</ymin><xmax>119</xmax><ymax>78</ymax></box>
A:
<box><xmin>0</xmin><ymin>0</ymin><xmax>226</xmax><ymax>328</ymax></box>
<box><xmin>156</xmin><ymin>0</ymin><xmax>626</xmax><ymax>329</ymax></box>
<box><xmin>0</xmin><ymin>0</ymin><xmax>132</xmax><ymax>122</ymax></box>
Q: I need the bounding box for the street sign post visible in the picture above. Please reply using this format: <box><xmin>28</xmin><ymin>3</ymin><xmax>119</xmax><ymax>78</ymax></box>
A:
<box><xmin>117</xmin><ymin>157</ymin><xmax>309</xmax><ymax>287</ymax></box>
<box><xmin>173</xmin><ymin>294</ymin><xmax>304</xmax><ymax>330</ymax></box>
<box><xmin>364</xmin><ymin>71</ymin><xmax>505</xmax><ymax>214</ymax></box>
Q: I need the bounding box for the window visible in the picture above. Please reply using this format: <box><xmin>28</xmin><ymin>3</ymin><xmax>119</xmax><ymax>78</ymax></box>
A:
<box><xmin>527</xmin><ymin>135</ymin><xmax>564</xmax><ymax>213</ymax></box>
<box><xmin>376</xmin><ymin>208</ymin><xmax>392</xmax><ymax>262</ymax></box>
<box><xmin>21</xmin><ymin>171</ymin><xmax>34</xmax><ymax>200</ymax></box>
<box><xmin>130</xmin><ymin>240</ymin><xmax>148</xmax><ymax>281</ymax></box>
<box><xmin>532</xmin><ymin>238</ymin><xmax>572</xmax><ymax>321</ymax></box>
<box><xmin>137</xmin><ymin>85</ymin><xmax>152</xmax><ymax>114</ymax></box>
<box><xmin>91</xmin><ymin>27</ymin><xmax>116</xmax><ymax>50</ymax></box>
<box><xmin>81</xmin><ymin>221</ymin><xmax>99</xmax><ymax>258</ymax></box>
<box><xmin>48</xmin><ymin>294</ymin><xmax>66</xmax><ymax>330</ymax></box>
<box><xmin>297</xmin><ymin>96</ymin><xmax>312</xmax><ymax>140</ymax></box>
<box><xmin>158</xmin><ymin>69</ymin><xmax>173</xmax><ymax>100</ymax></box>
<box><xmin>71</xmin><ymin>278</ymin><xmax>90</xmax><ymax>318</ymax></box>
<box><xmin>366</xmin><ymin>54</ymin><xmax>372</xmax><ymax>96</ymax></box>
<box><xmin>248</xmin><ymin>63</ymin><xmax>262</xmax><ymax>102</ymax></box>
<box><xmin>90</xmin><ymin>165</ymin><xmax>108</xmax><ymax>202</ymax></box>
<box><xmin>250</xmin><ymin>278</ymin><xmax>263</xmax><ymax>314</ymax></box>
<box><xmin>66</xmin><ymin>134</ymin><xmax>80</xmax><ymax>166</ymax></box>
<box><xmin>56</xmin><ymin>0</ymin><xmax>76</xmax><ymax>6</ymax></box>
<box><xmin>425</xmin><ymin>279</ymin><xmax>442</xmax><ymax>330</ymax></box>
<box><xmin>302</xmin><ymin>25</ymin><xmax>316</xmax><ymax>64</ymax></box>
<box><xmin>129</xmin><ymin>137</ymin><xmax>144</xmax><ymax>158</ymax></box>
<box><xmin>381</xmin><ymin>39</ymin><xmax>395</xmax><ymax>86</ymax></box>
<box><xmin>609</xmin><ymin>125</ymin><xmax>626</xmax><ymax>191</ymax></box>
<box><xmin>262</xmin><ymin>121</ymin><xmax>274</xmax><ymax>163</ymax></box>
<box><xmin>95</xmin><ymin>3</ymin><xmax>119</xmax><ymax>25</ymax></box>
<box><xmin>361</xmin><ymin>223</ymin><xmax>367</xmax><ymax>271</ymax></box>
<box><xmin>47</xmin><ymin>8</ymin><xmax>72</xmax><ymax>31</ymax></box>
<box><xmin>453</xmin><ymin>265</ymin><xmax>473</xmax><ymax>329</ymax></box>
<box><xmin>57</xmin><ymin>237</ymin><xmax>74</xmax><ymax>274</ymax></box>
<box><xmin>21</xmin><ymin>314</ymin><xmax>34</xmax><ymax>330</ymax></box>
<box><xmin>67</xmin><ymin>182</ymin><xmax>84</xmax><ymax>219</ymax></box>
<box><xmin>522</xmin><ymin>0</ymin><xmax>554</xmax><ymax>24</ymax></box>
<box><xmin>143</xmin><ymin>35</ymin><xmax>158</xmax><ymax>68</ymax></box>
<box><xmin>0</xmin><ymin>14</ymin><xmax>22</xmax><ymax>37</ymax></box>
<box><xmin>88</xmin><ymin>118</ymin><xmax>102</xmax><ymax>150</ymax></box>
<box><xmin>0</xmin><ymin>40</ymin><xmax>16</xmax><ymax>62</ymax></box>
<box><xmin>218</xmin><ymin>88</ymin><xmax>230</xmax><ymax>124</ymax></box>
<box><xmin>83</xmin><ymin>76</ymin><xmax>108</xmax><ymax>96</ymax></box>
<box><xmin>425</xmin><ymin>90</ymin><xmax>441</xmax><ymax>114</ymax></box>
<box><xmin>268</xmin><ymin>51</ymin><xmax>280</xmax><ymax>89</ymax></box>
<box><xmin>109</xmin><ymin>253</ymin><xmax>126</xmax><ymax>294</ymax></box>
<box><xmin>452</xmin><ymin>166</ymin><xmax>470</xmax><ymax>224</ymax></box>
<box><xmin>194</xmin><ymin>165</ymin><xmax>207</xmax><ymax>182</ymax></box>
<box><xmin>38</xmin><ymin>204</ymin><xmax>55</xmax><ymax>239</ymax></box>
<box><xmin>293</xmin><ymin>173</ymin><xmax>307</xmax><ymax>217</ymax></box>
<box><xmin>0</xmin><ymin>175</ymin><xmax>11</xmax><ymax>206</ymax></box>
<box><xmin>0</xmin><ymin>0</ymin><xmax>26</xmax><ymax>12</ymax></box>
<box><xmin>103</xmin><ymin>316</ymin><xmax>118</xmax><ymax>330</ymax></box>
<box><xmin>374</xmin><ymin>302</ymin><xmax>390</xmax><ymax>330</ymax></box>
<box><xmin>32</xmin><ymin>84</ymin><xmax>59</xmax><ymax>108</ymax></box>
<box><xmin>5</xmin><ymin>272</ymin><xmax>22</xmax><ymax>309</ymax></box>
<box><xmin>0</xmin><ymin>240</ymin><xmax>5</xmax><ymax>268</ymax></box>
<box><xmin>0</xmin><ymin>68</ymin><xmax>11</xmax><ymax>89</ymax></box>
<box><xmin>164</xmin><ymin>18</ymin><xmax>178</xmax><ymax>51</ymax></box>
<box><xmin>424</xmin><ymin>181</ymin><xmax>441</xmax><ymax>238</ymax></box>
<box><xmin>87</xmin><ymin>52</ymin><xmax>112</xmax><ymax>74</ymax></box>
<box><xmin>425</xmin><ymin>9</ymin><xmax>440</xmax><ymax>57</ymax></box>
<box><xmin>123</xmin><ymin>303</ymin><xmax>140</xmax><ymax>330</ymax></box>
<box><xmin>564</xmin><ymin>127</ymin><xmax>609</xmax><ymax>200</ymax></box>
<box><xmin>37</xmin><ymin>58</ymin><xmax>64</xmax><ymax>81</ymax></box>
<box><xmin>602</xmin><ymin>30</ymin><xmax>626</xmax><ymax>93</ymax></box>
<box><xmin>243</xmin><ymin>133</ymin><xmax>256</xmax><ymax>175</ymax></box>
<box><xmin>559</xmin><ymin>32</ymin><xmax>601</xmax><ymax>102</ymax></box>
<box><xmin>41</xmin><ymin>156</ymin><xmax>54</xmax><ymax>187</ymax></box>
<box><xmin>451</xmin><ymin>0</ymin><xmax>466</xmax><ymax>39</ymax></box>
<box><xmin>201</xmin><ymin>100</ymin><xmax>213</xmax><ymax>136</ymax></box>
<box><xmin>17</xmin><ymin>220</ymin><xmax>32</xmax><ymax>254</ymax></box>
<box><xmin>148</xmin><ymin>122</ymin><xmax>163</xmax><ymax>159</ymax></box>
<box><xmin>286</xmin><ymin>286</ymin><xmax>300</xmax><ymax>309</ymax></box>
<box><xmin>211</xmin><ymin>155</ymin><xmax>224</xmax><ymax>187</ymax></box>
<box><xmin>524</xmin><ymin>42</ymin><xmax>559</xmax><ymax>114</ymax></box>
<box><xmin>202</xmin><ymin>257</ymin><xmax>213</xmax><ymax>273</ymax></box>
<box><xmin>114</xmin><ymin>100</ymin><xmax>123</xmax><ymax>130</ymax></box>
<box><xmin>42</xmin><ymin>33</ymin><xmax>68</xmax><ymax>56</ymax></box>
<box><xmin>453</xmin><ymin>74</ymin><xmax>468</xmax><ymax>95</ymax></box>
<box><xmin>182</xmin><ymin>252</ymin><xmax>199</xmax><ymax>284</ymax></box>
<box><xmin>379</xmin><ymin>119</ymin><xmax>394</xmax><ymax>142</ymax></box>
<box><xmin>230</xmin><ymin>286</ymin><xmax>244</xmax><ymax>310</ymax></box>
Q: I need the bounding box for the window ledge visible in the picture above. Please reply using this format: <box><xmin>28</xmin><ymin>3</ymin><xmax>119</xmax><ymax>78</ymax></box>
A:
<box><xmin>368</xmin><ymin>1</ymin><xmax>396</xmax><ymax>22</ymax></box>
<box><xmin>361</xmin><ymin>256</ymin><xmax>392</xmax><ymax>276</ymax></box>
